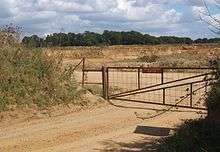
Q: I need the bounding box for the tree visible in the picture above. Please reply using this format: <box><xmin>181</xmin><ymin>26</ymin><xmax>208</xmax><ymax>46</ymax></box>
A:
<box><xmin>22</xmin><ymin>30</ymin><xmax>220</xmax><ymax>47</ymax></box>
<box><xmin>103</xmin><ymin>30</ymin><xmax>122</xmax><ymax>45</ymax></box>
<box><xmin>121</xmin><ymin>31</ymin><xmax>145</xmax><ymax>45</ymax></box>
<box><xmin>200</xmin><ymin>0</ymin><xmax>220</xmax><ymax>35</ymax></box>
<box><xmin>82</xmin><ymin>31</ymin><xmax>107</xmax><ymax>46</ymax></box>
<box><xmin>22</xmin><ymin>35</ymin><xmax>43</xmax><ymax>47</ymax></box>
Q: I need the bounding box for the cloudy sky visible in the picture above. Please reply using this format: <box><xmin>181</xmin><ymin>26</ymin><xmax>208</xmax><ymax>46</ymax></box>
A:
<box><xmin>0</xmin><ymin>0</ymin><xmax>219</xmax><ymax>39</ymax></box>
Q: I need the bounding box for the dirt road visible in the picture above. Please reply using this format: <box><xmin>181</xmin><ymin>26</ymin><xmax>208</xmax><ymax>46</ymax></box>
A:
<box><xmin>0</xmin><ymin>100</ymin><xmax>205</xmax><ymax>152</ymax></box>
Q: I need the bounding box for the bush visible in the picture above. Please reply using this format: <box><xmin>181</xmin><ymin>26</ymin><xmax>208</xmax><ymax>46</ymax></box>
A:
<box><xmin>138</xmin><ymin>54</ymin><xmax>159</xmax><ymax>63</ymax></box>
<box><xmin>83</xmin><ymin>85</ymin><xmax>103</xmax><ymax>96</ymax></box>
<box><xmin>156</xmin><ymin>119</ymin><xmax>220</xmax><ymax>152</ymax></box>
<box><xmin>206</xmin><ymin>60</ymin><xmax>220</xmax><ymax>120</ymax></box>
<box><xmin>155</xmin><ymin>60</ymin><xmax>220</xmax><ymax>152</ymax></box>
<box><xmin>0</xmin><ymin>46</ymin><xmax>81</xmax><ymax>111</ymax></box>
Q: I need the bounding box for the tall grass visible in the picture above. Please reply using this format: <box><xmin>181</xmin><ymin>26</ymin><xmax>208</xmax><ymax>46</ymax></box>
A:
<box><xmin>0</xmin><ymin>45</ymin><xmax>81</xmax><ymax>111</ymax></box>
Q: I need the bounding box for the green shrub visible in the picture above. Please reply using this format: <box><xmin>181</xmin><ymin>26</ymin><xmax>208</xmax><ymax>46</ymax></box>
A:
<box><xmin>0</xmin><ymin>46</ymin><xmax>81</xmax><ymax>111</ymax></box>
<box><xmin>83</xmin><ymin>85</ymin><xmax>103</xmax><ymax>96</ymax></box>
<box><xmin>138</xmin><ymin>54</ymin><xmax>159</xmax><ymax>63</ymax></box>
<box><xmin>156</xmin><ymin>119</ymin><xmax>220</xmax><ymax>152</ymax></box>
<box><xmin>156</xmin><ymin>60</ymin><xmax>220</xmax><ymax>152</ymax></box>
<box><xmin>206</xmin><ymin>60</ymin><xmax>220</xmax><ymax>119</ymax></box>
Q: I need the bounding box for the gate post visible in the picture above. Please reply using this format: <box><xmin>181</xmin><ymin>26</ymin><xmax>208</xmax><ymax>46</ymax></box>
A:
<box><xmin>138</xmin><ymin>67</ymin><xmax>141</xmax><ymax>89</ymax></box>
<box><xmin>102</xmin><ymin>66</ymin><xmax>107</xmax><ymax>99</ymax></box>
<box><xmin>82</xmin><ymin>58</ymin><xmax>85</xmax><ymax>87</ymax></box>
<box><xmin>190</xmin><ymin>83</ymin><xmax>193</xmax><ymax>107</ymax></box>
<box><xmin>161</xmin><ymin>68</ymin><xmax>166</xmax><ymax>104</ymax></box>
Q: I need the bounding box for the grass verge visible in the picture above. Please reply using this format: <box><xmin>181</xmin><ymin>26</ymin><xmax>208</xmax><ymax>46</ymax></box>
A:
<box><xmin>0</xmin><ymin>46</ymin><xmax>84</xmax><ymax>111</ymax></box>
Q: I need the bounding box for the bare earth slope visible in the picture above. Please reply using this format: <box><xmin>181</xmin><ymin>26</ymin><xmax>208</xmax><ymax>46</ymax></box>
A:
<box><xmin>0</xmin><ymin>101</ymin><xmax>204</xmax><ymax>152</ymax></box>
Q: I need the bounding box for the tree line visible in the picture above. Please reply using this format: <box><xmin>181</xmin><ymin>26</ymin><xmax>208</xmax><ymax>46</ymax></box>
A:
<box><xmin>22</xmin><ymin>30</ymin><xmax>220</xmax><ymax>47</ymax></box>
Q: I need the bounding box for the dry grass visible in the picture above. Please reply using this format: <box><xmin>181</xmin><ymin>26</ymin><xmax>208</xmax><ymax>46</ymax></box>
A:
<box><xmin>0</xmin><ymin>45</ymin><xmax>86</xmax><ymax>111</ymax></box>
<box><xmin>44</xmin><ymin>44</ymin><xmax>220</xmax><ymax>69</ymax></box>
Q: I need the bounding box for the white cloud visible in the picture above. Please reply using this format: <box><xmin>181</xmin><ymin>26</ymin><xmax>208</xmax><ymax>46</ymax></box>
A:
<box><xmin>0</xmin><ymin>0</ymin><xmax>217</xmax><ymax>38</ymax></box>
<box><xmin>161</xmin><ymin>9</ymin><xmax>182</xmax><ymax>23</ymax></box>
<box><xmin>36</xmin><ymin>0</ymin><xmax>94</xmax><ymax>13</ymax></box>
<box><xmin>192</xmin><ymin>6</ymin><xmax>206</xmax><ymax>18</ymax></box>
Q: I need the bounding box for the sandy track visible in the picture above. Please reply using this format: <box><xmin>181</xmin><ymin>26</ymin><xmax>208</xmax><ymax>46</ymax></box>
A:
<box><xmin>0</xmin><ymin>101</ymin><xmax>205</xmax><ymax>152</ymax></box>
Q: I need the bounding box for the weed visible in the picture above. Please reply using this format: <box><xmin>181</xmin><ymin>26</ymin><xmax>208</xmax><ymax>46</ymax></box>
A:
<box><xmin>83</xmin><ymin>85</ymin><xmax>103</xmax><ymax>96</ymax></box>
<box><xmin>138</xmin><ymin>54</ymin><xmax>159</xmax><ymax>63</ymax></box>
<box><xmin>0</xmin><ymin>45</ymin><xmax>82</xmax><ymax>111</ymax></box>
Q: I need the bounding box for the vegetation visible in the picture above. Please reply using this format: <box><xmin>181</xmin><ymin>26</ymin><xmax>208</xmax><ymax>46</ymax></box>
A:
<box><xmin>156</xmin><ymin>60</ymin><xmax>220</xmax><ymax>152</ymax></box>
<box><xmin>156</xmin><ymin>1</ymin><xmax>220</xmax><ymax>149</ymax></box>
<box><xmin>83</xmin><ymin>85</ymin><xmax>103</xmax><ymax>97</ymax></box>
<box><xmin>156</xmin><ymin>119</ymin><xmax>220</xmax><ymax>152</ymax></box>
<box><xmin>22</xmin><ymin>30</ymin><xmax>220</xmax><ymax>47</ymax></box>
<box><xmin>0</xmin><ymin>45</ymin><xmax>85</xmax><ymax>111</ymax></box>
<box><xmin>0</xmin><ymin>24</ymin><xmax>22</xmax><ymax>48</ymax></box>
<box><xmin>0</xmin><ymin>26</ymin><xmax>85</xmax><ymax>111</ymax></box>
<box><xmin>206</xmin><ymin>60</ymin><xmax>220</xmax><ymax>119</ymax></box>
<box><xmin>138</xmin><ymin>54</ymin><xmax>159</xmax><ymax>63</ymax></box>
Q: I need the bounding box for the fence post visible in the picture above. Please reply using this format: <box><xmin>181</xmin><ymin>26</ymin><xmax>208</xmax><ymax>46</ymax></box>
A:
<box><xmin>138</xmin><ymin>67</ymin><xmax>141</xmax><ymax>89</ymax></box>
<box><xmin>190</xmin><ymin>83</ymin><xmax>193</xmax><ymax>107</ymax></box>
<box><xmin>106</xmin><ymin>67</ymin><xmax>109</xmax><ymax>100</ymax></box>
<box><xmin>161</xmin><ymin>68</ymin><xmax>166</xmax><ymax>104</ymax></box>
<box><xmin>102</xmin><ymin>66</ymin><xmax>107</xmax><ymax>99</ymax></box>
<box><xmin>82</xmin><ymin>58</ymin><xmax>85</xmax><ymax>87</ymax></box>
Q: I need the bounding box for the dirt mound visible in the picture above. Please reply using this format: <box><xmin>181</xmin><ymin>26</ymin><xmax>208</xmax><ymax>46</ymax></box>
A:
<box><xmin>0</xmin><ymin>91</ymin><xmax>106</xmax><ymax>126</ymax></box>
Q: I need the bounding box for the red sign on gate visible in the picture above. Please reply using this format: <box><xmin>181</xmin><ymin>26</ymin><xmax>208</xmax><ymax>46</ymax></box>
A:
<box><xmin>142</xmin><ymin>67</ymin><xmax>162</xmax><ymax>73</ymax></box>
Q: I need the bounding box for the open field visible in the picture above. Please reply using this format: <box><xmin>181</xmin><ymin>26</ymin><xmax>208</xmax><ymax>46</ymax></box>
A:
<box><xmin>0</xmin><ymin>44</ymin><xmax>218</xmax><ymax>151</ymax></box>
<box><xmin>1</xmin><ymin>1</ymin><xmax>220</xmax><ymax>150</ymax></box>
<box><xmin>45</xmin><ymin>44</ymin><xmax>220</xmax><ymax>69</ymax></box>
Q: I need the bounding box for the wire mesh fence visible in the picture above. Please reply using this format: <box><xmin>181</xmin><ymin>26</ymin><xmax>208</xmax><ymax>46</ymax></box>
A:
<box><xmin>73</xmin><ymin>58</ymin><xmax>217</xmax><ymax>110</ymax></box>
<box><xmin>107</xmin><ymin>67</ymin><xmax>217</xmax><ymax>110</ymax></box>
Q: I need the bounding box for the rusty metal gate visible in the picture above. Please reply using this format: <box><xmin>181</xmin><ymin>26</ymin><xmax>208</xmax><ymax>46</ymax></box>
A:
<box><xmin>105</xmin><ymin>67</ymin><xmax>217</xmax><ymax>110</ymax></box>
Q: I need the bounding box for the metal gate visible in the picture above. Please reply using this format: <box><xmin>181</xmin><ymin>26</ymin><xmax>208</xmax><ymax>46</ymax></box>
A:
<box><xmin>105</xmin><ymin>67</ymin><xmax>217</xmax><ymax>110</ymax></box>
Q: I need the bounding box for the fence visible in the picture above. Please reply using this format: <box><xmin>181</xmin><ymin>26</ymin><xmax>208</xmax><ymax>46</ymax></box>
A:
<box><xmin>106</xmin><ymin>67</ymin><xmax>217</xmax><ymax>110</ymax></box>
<box><xmin>78</xmin><ymin>58</ymin><xmax>217</xmax><ymax>110</ymax></box>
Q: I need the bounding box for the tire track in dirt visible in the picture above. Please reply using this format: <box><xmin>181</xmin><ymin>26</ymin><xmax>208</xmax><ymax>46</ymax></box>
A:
<box><xmin>0</xmin><ymin>103</ymin><xmax>204</xmax><ymax>152</ymax></box>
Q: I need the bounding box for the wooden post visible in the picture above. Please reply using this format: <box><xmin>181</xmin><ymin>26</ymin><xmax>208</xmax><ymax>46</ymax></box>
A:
<box><xmin>82</xmin><ymin>58</ymin><xmax>85</xmax><ymax>87</ymax></box>
<box><xmin>138</xmin><ymin>67</ymin><xmax>141</xmax><ymax>89</ymax></box>
<box><xmin>161</xmin><ymin>68</ymin><xmax>166</xmax><ymax>104</ymax></box>
<box><xmin>161</xmin><ymin>68</ymin><xmax>164</xmax><ymax>84</ymax></box>
<box><xmin>102</xmin><ymin>66</ymin><xmax>107</xmax><ymax>99</ymax></box>
<box><xmin>106</xmin><ymin>68</ymin><xmax>109</xmax><ymax>100</ymax></box>
<box><xmin>190</xmin><ymin>83</ymin><xmax>193</xmax><ymax>107</ymax></box>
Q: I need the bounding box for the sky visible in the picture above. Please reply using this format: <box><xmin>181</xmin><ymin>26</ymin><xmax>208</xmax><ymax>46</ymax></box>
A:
<box><xmin>0</xmin><ymin>0</ymin><xmax>219</xmax><ymax>39</ymax></box>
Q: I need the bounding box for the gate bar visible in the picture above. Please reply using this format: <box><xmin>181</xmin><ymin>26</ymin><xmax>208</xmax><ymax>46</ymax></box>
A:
<box><xmin>107</xmin><ymin>66</ymin><xmax>216</xmax><ymax>70</ymax></box>
<box><xmin>109</xmin><ymin>71</ymin><xmax>216</xmax><ymax>98</ymax></box>
<box><xmin>83</xmin><ymin>69</ymin><xmax>102</xmax><ymax>72</ymax></box>
<box><xmin>110</xmin><ymin>81</ymin><xmax>218</xmax><ymax>110</ymax></box>
<box><xmin>111</xmin><ymin>98</ymin><xmax>207</xmax><ymax>110</ymax></box>
<box><xmin>109</xmin><ymin>78</ymin><xmax>216</xmax><ymax>99</ymax></box>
